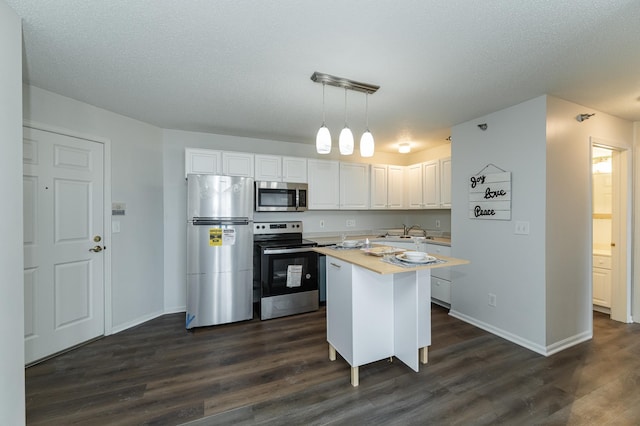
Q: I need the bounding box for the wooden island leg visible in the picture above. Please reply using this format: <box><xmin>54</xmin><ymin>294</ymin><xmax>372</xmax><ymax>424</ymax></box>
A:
<box><xmin>420</xmin><ymin>347</ymin><xmax>428</xmax><ymax>364</ymax></box>
<box><xmin>329</xmin><ymin>344</ymin><xmax>336</xmax><ymax>361</ymax></box>
<box><xmin>351</xmin><ymin>366</ymin><xmax>359</xmax><ymax>387</ymax></box>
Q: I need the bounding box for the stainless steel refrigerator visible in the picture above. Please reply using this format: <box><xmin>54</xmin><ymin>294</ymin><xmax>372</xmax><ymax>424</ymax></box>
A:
<box><xmin>186</xmin><ymin>174</ymin><xmax>254</xmax><ymax>328</ymax></box>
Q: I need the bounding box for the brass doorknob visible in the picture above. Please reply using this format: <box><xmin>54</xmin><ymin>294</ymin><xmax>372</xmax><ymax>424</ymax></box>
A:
<box><xmin>89</xmin><ymin>245</ymin><xmax>103</xmax><ymax>252</ymax></box>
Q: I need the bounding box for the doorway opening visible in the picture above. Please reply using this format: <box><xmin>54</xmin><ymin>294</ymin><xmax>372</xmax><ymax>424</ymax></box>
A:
<box><xmin>591</xmin><ymin>141</ymin><xmax>630</xmax><ymax>323</ymax></box>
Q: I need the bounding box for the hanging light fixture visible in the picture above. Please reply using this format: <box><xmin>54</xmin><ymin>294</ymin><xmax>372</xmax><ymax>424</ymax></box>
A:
<box><xmin>315</xmin><ymin>82</ymin><xmax>331</xmax><ymax>154</ymax></box>
<box><xmin>311</xmin><ymin>71</ymin><xmax>379</xmax><ymax>157</ymax></box>
<box><xmin>339</xmin><ymin>88</ymin><xmax>354</xmax><ymax>155</ymax></box>
<box><xmin>359</xmin><ymin>93</ymin><xmax>374</xmax><ymax>157</ymax></box>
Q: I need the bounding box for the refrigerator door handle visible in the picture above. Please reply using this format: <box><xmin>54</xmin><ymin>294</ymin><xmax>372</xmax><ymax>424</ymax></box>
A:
<box><xmin>192</xmin><ymin>218</ymin><xmax>250</xmax><ymax>226</ymax></box>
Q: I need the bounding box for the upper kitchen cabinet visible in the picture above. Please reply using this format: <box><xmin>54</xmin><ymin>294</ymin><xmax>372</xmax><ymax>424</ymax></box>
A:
<box><xmin>407</xmin><ymin>158</ymin><xmax>450</xmax><ymax>209</ymax></box>
<box><xmin>185</xmin><ymin>148</ymin><xmax>254</xmax><ymax>178</ymax></box>
<box><xmin>185</xmin><ymin>148</ymin><xmax>222</xmax><ymax>177</ymax></box>
<box><xmin>282</xmin><ymin>157</ymin><xmax>308</xmax><ymax>183</ymax></box>
<box><xmin>222</xmin><ymin>152</ymin><xmax>254</xmax><ymax>177</ymax></box>
<box><xmin>340</xmin><ymin>162</ymin><xmax>370</xmax><ymax>210</ymax></box>
<box><xmin>440</xmin><ymin>157</ymin><xmax>452</xmax><ymax>208</ymax></box>
<box><xmin>307</xmin><ymin>159</ymin><xmax>340</xmax><ymax>209</ymax></box>
<box><xmin>370</xmin><ymin>164</ymin><xmax>404</xmax><ymax>209</ymax></box>
<box><xmin>255</xmin><ymin>155</ymin><xmax>307</xmax><ymax>183</ymax></box>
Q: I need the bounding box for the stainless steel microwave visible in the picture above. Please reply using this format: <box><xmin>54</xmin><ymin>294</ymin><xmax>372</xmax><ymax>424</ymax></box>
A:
<box><xmin>255</xmin><ymin>181</ymin><xmax>308</xmax><ymax>212</ymax></box>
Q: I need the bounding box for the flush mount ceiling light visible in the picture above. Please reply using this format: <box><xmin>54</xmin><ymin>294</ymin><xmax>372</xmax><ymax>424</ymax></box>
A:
<box><xmin>311</xmin><ymin>71</ymin><xmax>379</xmax><ymax>157</ymax></box>
<box><xmin>398</xmin><ymin>143</ymin><xmax>411</xmax><ymax>154</ymax></box>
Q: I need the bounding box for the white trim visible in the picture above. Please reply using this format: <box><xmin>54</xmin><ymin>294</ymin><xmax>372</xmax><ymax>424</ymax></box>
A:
<box><xmin>164</xmin><ymin>305</ymin><xmax>187</xmax><ymax>315</ymax></box>
<box><xmin>591</xmin><ymin>136</ymin><xmax>632</xmax><ymax>323</ymax></box>
<box><xmin>449</xmin><ymin>310</ymin><xmax>593</xmax><ymax>356</ymax></box>
<box><xmin>22</xmin><ymin>119</ymin><xmax>114</xmax><ymax>335</ymax></box>
<box><xmin>110</xmin><ymin>309</ymin><xmax>165</xmax><ymax>334</ymax></box>
<box><xmin>449</xmin><ymin>310</ymin><xmax>547</xmax><ymax>355</ymax></box>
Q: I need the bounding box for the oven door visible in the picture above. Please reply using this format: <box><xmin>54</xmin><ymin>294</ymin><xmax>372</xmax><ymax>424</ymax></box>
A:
<box><xmin>261</xmin><ymin>247</ymin><xmax>318</xmax><ymax>297</ymax></box>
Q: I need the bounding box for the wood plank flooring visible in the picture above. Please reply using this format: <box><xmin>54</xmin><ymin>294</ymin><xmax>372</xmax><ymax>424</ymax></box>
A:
<box><xmin>25</xmin><ymin>305</ymin><xmax>640</xmax><ymax>425</ymax></box>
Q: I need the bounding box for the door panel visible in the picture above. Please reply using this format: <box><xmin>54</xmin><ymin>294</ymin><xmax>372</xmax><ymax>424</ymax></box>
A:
<box><xmin>23</xmin><ymin>127</ymin><xmax>104</xmax><ymax>364</ymax></box>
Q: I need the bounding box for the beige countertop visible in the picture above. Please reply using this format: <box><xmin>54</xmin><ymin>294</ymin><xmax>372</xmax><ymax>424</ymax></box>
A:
<box><xmin>314</xmin><ymin>244</ymin><xmax>468</xmax><ymax>275</ymax></box>
<box><xmin>307</xmin><ymin>235</ymin><xmax>451</xmax><ymax>247</ymax></box>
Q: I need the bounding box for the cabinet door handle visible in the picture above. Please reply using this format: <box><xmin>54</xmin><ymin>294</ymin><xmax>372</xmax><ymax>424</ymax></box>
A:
<box><xmin>330</xmin><ymin>262</ymin><xmax>342</xmax><ymax>269</ymax></box>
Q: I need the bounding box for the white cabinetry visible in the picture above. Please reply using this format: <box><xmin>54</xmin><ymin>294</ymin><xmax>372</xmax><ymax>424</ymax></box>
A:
<box><xmin>421</xmin><ymin>160</ymin><xmax>440</xmax><ymax>208</ymax></box>
<box><xmin>593</xmin><ymin>254</ymin><xmax>611</xmax><ymax>308</ymax></box>
<box><xmin>185</xmin><ymin>148</ymin><xmax>254</xmax><ymax>177</ymax></box>
<box><xmin>370</xmin><ymin>164</ymin><xmax>404</xmax><ymax>209</ymax></box>
<box><xmin>426</xmin><ymin>243</ymin><xmax>451</xmax><ymax>306</ymax></box>
<box><xmin>222</xmin><ymin>152</ymin><xmax>254</xmax><ymax>177</ymax></box>
<box><xmin>185</xmin><ymin>148</ymin><xmax>222</xmax><ymax>177</ymax></box>
<box><xmin>307</xmin><ymin>159</ymin><xmax>340</xmax><ymax>209</ymax></box>
<box><xmin>407</xmin><ymin>158</ymin><xmax>451</xmax><ymax>209</ymax></box>
<box><xmin>440</xmin><ymin>157</ymin><xmax>452</xmax><ymax>208</ymax></box>
<box><xmin>255</xmin><ymin>155</ymin><xmax>307</xmax><ymax>182</ymax></box>
<box><xmin>307</xmin><ymin>160</ymin><xmax>369</xmax><ymax>210</ymax></box>
<box><xmin>340</xmin><ymin>162</ymin><xmax>370</xmax><ymax>210</ymax></box>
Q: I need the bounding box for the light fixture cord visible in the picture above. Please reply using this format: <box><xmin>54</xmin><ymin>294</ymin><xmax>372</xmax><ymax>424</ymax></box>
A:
<box><xmin>365</xmin><ymin>93</ymin><xmax>369</xmax><ymax>130</ymax></box>
<box><xmin>344</xmin><ymin>88</ymin><xmax>348</xmax><ymax>127</ymax></box>
<box><xmin>322</xmin><ymin>83</ymin><xmax>326</xmax><ymax>125</ymax></box>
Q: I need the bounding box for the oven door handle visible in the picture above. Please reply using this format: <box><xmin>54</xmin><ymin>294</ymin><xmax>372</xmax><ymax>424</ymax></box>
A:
<box><xmin>263</xmin><ymin>247</ymin><xmax>316</xmax><ymax>255</ymax></box>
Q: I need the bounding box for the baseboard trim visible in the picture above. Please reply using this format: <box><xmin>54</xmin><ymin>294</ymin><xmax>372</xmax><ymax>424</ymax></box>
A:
<box><xmin>448</xmin><ymin>309</ymin><xmax>591</xmax><ymax>356</ymax></box>
<box><xmin>109</xmin><ymin>309</ymin><xmax>165</xmax><ymax>335</ymax></box>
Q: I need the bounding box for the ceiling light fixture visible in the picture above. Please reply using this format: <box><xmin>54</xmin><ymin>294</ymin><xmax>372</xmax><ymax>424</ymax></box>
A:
<box><xmin>359</xmin><ymin>93</ymin><xmax>374</xmax><ymax>157</ymax></box>
<box><xmin>398</xmin><ymin>143</ymin><xmax>411</xmax><ymax>154</ymax></box>
<box><xmin>339</xmin><ymin>88</ymin><xmax>354</xmax><ymax>155</ymax></box>
<box><xmin>311</xmin><ymin>71</ymin><xmax>379</xmax><ymax>157</ymax></box>
<box><xmin>315</xmin><ymin>83</ymin><xmax>332</xmax><ymax>154</ymax></box>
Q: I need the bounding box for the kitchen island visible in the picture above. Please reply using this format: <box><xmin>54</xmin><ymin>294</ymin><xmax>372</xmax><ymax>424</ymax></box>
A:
<box><xmin>314</xmin><ymin>245</ymin><xmax>468</xmax><ymax>386</ymax></box>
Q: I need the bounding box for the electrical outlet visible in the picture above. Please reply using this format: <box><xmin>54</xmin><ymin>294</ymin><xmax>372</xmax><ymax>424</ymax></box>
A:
<box><xmin>320</xmin><ymin>220</ymin><xmax>325</xmax><ymax>228</ymax></box>
<box><xmin>435</xmin><ymin>219</ymin><xmax>441</xmax><ymax>228</ymax></box>
<box><xmin>488</xmin><ymin>293</ymin><xmax>497</xmax><ymax>307</ymax></box>
<box><xmin>346</xmin><ymin>219</ymin><xmax>356</xmax><ymax>227</ymax></box>
<box><xmin>514</xmin><ymin>221</ymin><xmax>530</xmax><ymax>235</ymax></box>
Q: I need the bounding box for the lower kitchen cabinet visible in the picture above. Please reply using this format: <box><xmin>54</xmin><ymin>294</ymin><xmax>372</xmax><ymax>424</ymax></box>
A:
<box><xmin>431</xmin><ymin>277</ymin><xmax>450</xmax><ymax>306</ymax></box>
<box><xmin>593</xmin><ymin>254</ymin><xmax>612</xmax><ymax>308</ymax></box>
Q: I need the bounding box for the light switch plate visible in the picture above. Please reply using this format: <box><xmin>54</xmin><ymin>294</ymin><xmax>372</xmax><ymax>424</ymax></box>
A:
<box><xmin>112</xmin><ymin>220</ymin><xmax>121</xmax><ymax>233</ymax></box>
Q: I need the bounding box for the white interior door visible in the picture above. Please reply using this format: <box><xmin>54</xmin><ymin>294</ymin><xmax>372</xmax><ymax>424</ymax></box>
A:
<box><xmin>23</xmin><ymin>127</ymin><xmax>105</xmax><ymax>364</ymax></box>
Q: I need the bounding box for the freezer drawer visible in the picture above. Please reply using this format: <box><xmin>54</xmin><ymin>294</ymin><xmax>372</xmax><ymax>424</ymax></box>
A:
<box><xmin>186</xmin><ymin>222</ymin><xmax>253</xmax><ymax>328</ymax></box>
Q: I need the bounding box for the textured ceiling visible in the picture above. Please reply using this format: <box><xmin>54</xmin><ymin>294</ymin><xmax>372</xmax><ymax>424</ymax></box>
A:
<box><xmin>7</xmin><ymin>0</ymin><xmax>640</xmax><ymax>153</ymax></box>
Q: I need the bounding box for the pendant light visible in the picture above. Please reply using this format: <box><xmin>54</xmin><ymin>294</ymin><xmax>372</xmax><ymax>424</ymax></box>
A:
<box><xmin>315</xmin><ymin>83</ymin><xmax>332</xmax><ymax>154</ymax></box>
<box><xmin>339</xmin><ymin>88</ymin><xmax>354</xmax><ymax>155</ymax></box>
<box><xmin>359</xmin><ymin>93</ymin><xmax>374</xmax><ymax>157</ymax></box>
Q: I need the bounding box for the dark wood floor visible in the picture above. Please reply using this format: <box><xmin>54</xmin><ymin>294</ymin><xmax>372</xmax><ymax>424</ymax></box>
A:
<box><xmin>25</xmin><ymin>305</ymin><xmax>640</xmax><ymax>425</ymax></box>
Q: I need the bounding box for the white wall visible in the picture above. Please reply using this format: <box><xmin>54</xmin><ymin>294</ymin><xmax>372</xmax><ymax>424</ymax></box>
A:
<box><xmin>23</xmin><ymin>86</ymin><xmax>165</xmax><ymax>332</ymax></box>
<box><xmin>0</xmin><ymin>1</ymin><xmax>25</xmax><ymax>423</ymax></box>
<box><xmin>545</xmin><ymin>96</ymin><xmax>633</xmax><ymax>342</ymax></box>
<box><xmin>162</xmin><ymin>128</ymin><xmax>452</xmax><ymax>312</ymax></box>
<box><xmin>635</xmin><ymin>122</ymin><xmax>640</xmax><ymax>323</ymax></box>
<box><xmin>450</xmin><ymin>96</ymin><xmax>548</xmax><ymax>352</ymax></box>
<box><xmin>451</xmin><ymin>95</ymin><xmax>634</xmax><ymax>355</ymax></box>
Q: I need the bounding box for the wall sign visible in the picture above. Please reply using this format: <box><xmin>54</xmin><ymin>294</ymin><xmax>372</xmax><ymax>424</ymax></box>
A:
<box><xmin>469</xmin><ymin>164</ymin><xmax>511</xmax><ymax>220</ymax></box>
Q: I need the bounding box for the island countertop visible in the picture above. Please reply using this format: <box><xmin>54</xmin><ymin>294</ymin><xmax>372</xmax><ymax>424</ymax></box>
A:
<box><xmin>314</xmin><ymin>245</ymin><xmax>469</xmax><ymax>275</ymax></box>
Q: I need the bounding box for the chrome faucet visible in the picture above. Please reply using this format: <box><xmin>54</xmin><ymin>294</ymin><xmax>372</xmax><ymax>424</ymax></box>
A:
<box><xmin>402</xmin><ymin>224</ymin><xmax>428</xmax><ymax>238</ymax></box>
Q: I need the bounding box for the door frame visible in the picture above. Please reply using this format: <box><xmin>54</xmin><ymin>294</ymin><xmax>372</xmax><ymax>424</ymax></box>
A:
<box><xmin>591</xmin><ymin>137</ymin><xmax>632</xmax><ymax>323</ymax></box>
<box><xmin>23</xmin><ymin>120</ymin><xmax>113</xmax><ymax>335</ymax></box>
